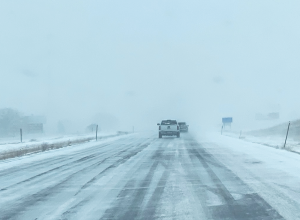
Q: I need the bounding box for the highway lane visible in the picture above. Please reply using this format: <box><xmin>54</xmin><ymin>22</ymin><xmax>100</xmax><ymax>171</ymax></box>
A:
<box><xmin>0</xmin><ymin>133</ymin><xmax>285</xmax><ymax>219</ymax></box>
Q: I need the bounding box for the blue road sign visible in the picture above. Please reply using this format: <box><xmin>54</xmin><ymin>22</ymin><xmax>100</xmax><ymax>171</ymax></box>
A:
<box><xmin>222</xmin><ymin>117</ymin><xmax>233</xmax><ymax>124</ymax></box>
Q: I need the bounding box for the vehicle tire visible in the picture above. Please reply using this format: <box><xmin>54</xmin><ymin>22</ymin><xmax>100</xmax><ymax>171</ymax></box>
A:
<box><xmin>177</xmin><ymin>133</ymin><xmax>180</xmax><ymax>138</ymax></box>
<box><xmin>159</xmin><ymin>133</ymin><xmax>162</xmax><ymax>138</ymax></box>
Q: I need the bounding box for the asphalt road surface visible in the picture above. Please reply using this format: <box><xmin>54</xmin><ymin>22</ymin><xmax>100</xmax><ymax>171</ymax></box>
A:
<box><xmin>0</xmin><ymin>132</ymin><xmax>296</xmax><ymax>219</ymax></box>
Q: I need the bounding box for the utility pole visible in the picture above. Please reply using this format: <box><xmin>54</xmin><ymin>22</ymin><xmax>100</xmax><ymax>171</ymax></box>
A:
<box><xmin>96</xmin><ymin>125</ymin><xmax>98</xmax><ymax>141</ymax></box>
<box><xmin>221</xmin><ymin>125</ymin><xmax>223</xmax><ymax>135</ymax></box>
<box><xmin>284</xmin><ymin>121</ymin><xmax>290</xmax><ymax>148</ymax></box>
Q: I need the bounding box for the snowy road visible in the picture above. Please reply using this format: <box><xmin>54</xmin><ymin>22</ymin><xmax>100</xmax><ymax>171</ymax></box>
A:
<box><xmin>1</xmin><ymin>132</ymin><xmax>299</xmax><ymax>219</ymax></box>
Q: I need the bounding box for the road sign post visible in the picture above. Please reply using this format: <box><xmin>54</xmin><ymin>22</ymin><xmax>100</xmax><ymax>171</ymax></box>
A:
<box><xmin>20</xmin><ymin>129</ymin><xmax>22</xmax><ymax>143</ymax></box>
<box><xmin>96</xmin><ymin>125</ymin><xmax>98</xmax><ymax>141</ymax></box>
<box><xmin>222</xmin><ymin>117</ymin><xmax>233</xmax><ymax>129</ymax></box>
<box><xmin>284</xmin><ymin>121</ymin><xmax>290</xmax><ymax>148</ymax></box>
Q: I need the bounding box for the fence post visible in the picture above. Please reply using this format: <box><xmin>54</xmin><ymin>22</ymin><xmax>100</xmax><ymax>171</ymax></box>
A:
<box><xmin>221</xmin><ymin>125</ymin><xmax>223</xmax><ymax>135</ymax></box>
<box><xmin>96</xmin><ymin>125</ymin><xmax>98</xmax><ymax>141</ymax></box>
<box><xmin>284</xmin><ymin>121</ymin><xmax>290</xmax><ymax>149</ymax></box>
<box><xmin>20</xmin><ymin>128</ymin><xmax>22</xmax><ymax>143</ymax></box>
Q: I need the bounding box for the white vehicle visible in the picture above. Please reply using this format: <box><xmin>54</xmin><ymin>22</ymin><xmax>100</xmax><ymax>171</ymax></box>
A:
<box><xmin>157</xmin><ymin>120</ymin><xmax>180</xmax><ymax>138</ymax></box>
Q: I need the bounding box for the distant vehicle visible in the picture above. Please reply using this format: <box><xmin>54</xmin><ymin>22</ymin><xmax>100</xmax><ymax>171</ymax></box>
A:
<box><xmin>157</xmin><ymin>120</ymin><xmax>180</xmax><ymax>138</ymax></box>
<box><xmin>178</xmin><ymin>122</ymin><xmax>189</xmax><ymax>132</ymax></box>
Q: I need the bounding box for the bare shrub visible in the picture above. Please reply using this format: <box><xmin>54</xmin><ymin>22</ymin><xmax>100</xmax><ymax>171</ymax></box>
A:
<box><xmin>41</xmin><ymin>143</ymin><xmax>48</xmax><ymax>151</ymax></box>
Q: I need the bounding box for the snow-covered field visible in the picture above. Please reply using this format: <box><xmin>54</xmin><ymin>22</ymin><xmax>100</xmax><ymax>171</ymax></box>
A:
<box><xmin>222</xmin><ymin>120</ymin><xmax>300</xmax><ymax>154</ymax></box>
<box><xmin>223</xmin><ymin>131</ymin><xmax>300</xmax><ymax>152</ymax></box>
<box><xmin>0</xmin><ymin>132</ymin><xmax>125</xmax><ymax>160</ymax></box>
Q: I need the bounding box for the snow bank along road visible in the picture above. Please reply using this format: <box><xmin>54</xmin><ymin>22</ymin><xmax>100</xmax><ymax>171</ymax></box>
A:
<box><xmin>1</xmin><ymin>132</ymin><xmax>300</xmax><ymax>219</ymax></box>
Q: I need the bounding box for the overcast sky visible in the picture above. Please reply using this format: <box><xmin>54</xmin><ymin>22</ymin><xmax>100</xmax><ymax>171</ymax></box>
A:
<box><xmin>1</xmin><ymin>1</ymin><xmax>300</xmax><ymax>132</ymax></box>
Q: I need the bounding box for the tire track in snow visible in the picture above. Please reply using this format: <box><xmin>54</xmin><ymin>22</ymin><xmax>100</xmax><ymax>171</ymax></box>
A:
<box><xmin>0</xmin><ymin>136</ymin><xmax>136</xmax><ymax>178</ymax></box>
<box><xmin>74</xmin><ymin>139</ymin><xmax>154</xmax><ymax>195</ymax></box>
<box><xmin>99</xmin><ymin>140</ymin><xmax>173</xmax><ymax>220</ymax></box>
<box><xmin>185</xmin><ymin>136</ymin><xmax>283</xmax><ymax>220</ymax></box>
<box><xmin>0</xmin><ymin>137</ymin><xmax>140</xmax><ymax>191</ymax></box>
<box><xmin>0</xmin><ymin>137</ymin><xmax>150</xmax><ymax>220</ymax></box>
<box><xmin>59</xmin><ymin>138</ymin><xmax>159</xmax><ymax>219</ymax></box>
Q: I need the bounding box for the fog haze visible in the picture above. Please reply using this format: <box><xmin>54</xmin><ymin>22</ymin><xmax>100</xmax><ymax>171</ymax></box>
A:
<box><xmin>1</xmin><ymin>0</ymin><xmax>300</xmax><ymax>133</ymax></box>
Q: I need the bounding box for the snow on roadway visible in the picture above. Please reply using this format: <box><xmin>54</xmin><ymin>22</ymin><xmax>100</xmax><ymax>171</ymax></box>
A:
<box><xmin>197</xmin><ymin>132</ymin><xmax>300</xmax><ymax>219</ymax></box>
<box><xmin>0</xmin><ymin>134</ymin><xmax>135</xmax><ymax>171</ymax></box>
<box><xmin>0</xmin><ymin>131</ymin><xmax>300</xmax><ymax>219</ymax></box>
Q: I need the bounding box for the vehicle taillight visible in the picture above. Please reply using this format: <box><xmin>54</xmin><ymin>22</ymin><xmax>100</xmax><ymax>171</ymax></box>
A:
<box><xmin>177</xmin><ymin>126</ymin><xmax>179</xmax><ymax>130</ymax></box>
<box><xmin>159</xmin><ymin>126</ymin><xmax>161</xmax><ymax>130</ymax></box>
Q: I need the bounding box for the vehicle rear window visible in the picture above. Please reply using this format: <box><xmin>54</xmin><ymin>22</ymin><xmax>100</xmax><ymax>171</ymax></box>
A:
<box><xmin>178</xmin><ymin>122</ymin><xmax>186</xmax><ymax>125</ymax></box>
<box><xmin>161</xmin><ymin>120</ymin><xmax>177</xmax><ymax>125</ymax></box>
